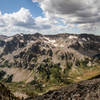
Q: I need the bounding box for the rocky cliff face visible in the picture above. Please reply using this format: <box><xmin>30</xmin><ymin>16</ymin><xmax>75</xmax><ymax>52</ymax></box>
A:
<box><xmin>0</xmin><ymin>33</ymin><xmax>99</xmax><ymax>67</ymax></box>
<box><xmin>26</xmin><ymin>78</ymin><xmax>100</xmax><ymax>100</ymax></box>
<box><xmin>0</xmin><ymin>33</ymin><xmax>99</xmax><ymax>83</ymax></box>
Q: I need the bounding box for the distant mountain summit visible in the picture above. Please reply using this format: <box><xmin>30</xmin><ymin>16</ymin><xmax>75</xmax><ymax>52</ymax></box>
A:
<box><xmin>0</xmin><ymin>35</ymin><xmax>8</xmax><ymax>40</ymax></box>
<box><xmin>34</xmin><ymin>32</ymin><xmax>43</xmax><ymax>37</ymax></box>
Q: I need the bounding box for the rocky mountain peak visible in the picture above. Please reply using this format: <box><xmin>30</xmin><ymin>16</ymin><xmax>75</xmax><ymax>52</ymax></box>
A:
<box><xmin>34</xmin><ymin>32</ymin><xmax>43</xmax><ymax>38</ymax></box>
<box><xmin>0</xmin><ymin>35</ymin><xmax>8</xmax><ymax>41</ymax></box>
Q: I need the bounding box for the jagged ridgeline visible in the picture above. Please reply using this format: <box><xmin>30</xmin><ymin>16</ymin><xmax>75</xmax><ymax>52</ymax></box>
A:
<box><xmin>0</xmin><ymin>33</ymin><xmax>100</xmax><ymax>98</ymax></box>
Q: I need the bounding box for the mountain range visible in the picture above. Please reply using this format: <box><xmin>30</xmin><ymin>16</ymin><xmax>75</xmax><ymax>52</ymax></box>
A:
<box><xmin>0</xmin><ymin>33</ymin><xmax>100</xmax><ymax>99</ymax></box>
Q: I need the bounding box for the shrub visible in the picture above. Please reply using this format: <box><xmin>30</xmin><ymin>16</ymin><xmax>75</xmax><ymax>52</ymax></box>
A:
<box><xmin>49</xmin><ymin>65</ymin><xmax>62</xmax><ymax>83</ymax></box>
<box><xmin>5</xmin><ymin>74</ymin><xmax>13</xmax><ymax>83</ymax></box>
<box><xmin>0</xmin><ymin>70</ymin><xmax>6</xmax><ymax>80</ymax></box>
<box><xmin>67</xmin><ymin>61</ymin><xmax>72</xmax><ymax>69</ymax></box>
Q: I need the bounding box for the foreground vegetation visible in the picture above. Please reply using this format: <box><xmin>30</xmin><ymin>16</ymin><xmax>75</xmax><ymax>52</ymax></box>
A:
<box><xmin>0</xmin><ymin>63</ymin><xmax>99</xmax><ymax>98</ymax></box>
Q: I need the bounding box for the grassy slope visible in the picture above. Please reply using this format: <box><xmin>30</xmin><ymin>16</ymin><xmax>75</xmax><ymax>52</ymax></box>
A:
<box><xmin>68</xmin><ymin>65</ymin><xmax>100</xmax><ymax>82</ymax></box>
<box><xmin>1</xmin><ymin>65</ymin><xmax>100</xmax><ymax>98</ymax></box>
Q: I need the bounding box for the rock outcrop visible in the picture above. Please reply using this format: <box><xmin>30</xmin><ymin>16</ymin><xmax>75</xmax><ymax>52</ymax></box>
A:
<box><xmin>0</xmin><ymin>83</ymin><xmax>19</xmax><ymax>100</ymax></box>
<box><xmin>26</xmin><ymin>78</ymin><xmax>100</xmax><ymax>100</ymax></box>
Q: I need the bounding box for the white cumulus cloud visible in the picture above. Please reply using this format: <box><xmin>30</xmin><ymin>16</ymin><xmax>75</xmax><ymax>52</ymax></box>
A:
<box><xmin>33</xmin><ymin>0</ymin><xmax>100</xmax><ymax>34</ymax></box>
<box><xmin>0</xmin><ymin>8</ymin><xmax>52</xmax><ymax>35</ymax></box>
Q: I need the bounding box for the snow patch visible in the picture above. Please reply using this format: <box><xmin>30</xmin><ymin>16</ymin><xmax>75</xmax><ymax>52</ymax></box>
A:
<box><xmin>20</xmin><ymin>33</ymin><xmax>24</xmax><ymax>36</ymax></box>
<box><xmin>44</xmin><ymin>37</ymin><xmax>56</xmax><ymax>43</ymax></box>
<box><xmin>44</xmin><ymin>37</ymin><xmax>57</xmax><ymax>47</ymax></box>
<box><xmin>60</xmin><ymin>44</ymin><xmax>64</xmax><ymax>48</ymax></box>
<box><xmin>82</xmin><ymin>38</ymin><xmax>87</xmax><ymax>41</ymax></box>
<box><xmin>30</xmin><ymin>40</ymin><xmax>34</xmax><ymax>43</ymax></box>
<box><xmin>87</xmin><ymin>38</ymin><xmax>90</xmax><ymax>40</ymax></box>
<box><xmin>68</xmin><ymin>35</ymin><xmax>78</xmax><ymax>39</ymax></box>
<box><xmin>27</xmin><ymin>40</ymin><xmax>34</xmax><ymax>47</ymax></box>
<box><xmin>54</xmin><ymin>44</ymin><xmax>58</xmax><ymax>47</ymax></box>
<box><xmin>20</xmin><ymin>40</ymin><xmax>24</xmax><ymax>43</ymax></box>
<box><xmin>5</xmin><ymin>37</ymin><xmax>13</xmax><ymax>42</ymax></box>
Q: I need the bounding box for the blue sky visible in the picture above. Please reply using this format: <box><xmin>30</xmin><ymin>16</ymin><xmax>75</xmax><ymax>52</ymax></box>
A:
<box><xmin>0</xmin><ymin>0</ymin><xmax>99</xmax><ymax>35</ymax></box>
<box><xmin>0</xmin><ymin>0</ymin><xmax>43</xmax><ymax>17</ymax></box>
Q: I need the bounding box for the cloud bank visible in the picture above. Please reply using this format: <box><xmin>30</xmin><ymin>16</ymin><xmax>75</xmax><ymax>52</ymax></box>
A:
<box><xmin>0</xmin><ymin>8</ymin><xmax>52</xmax><ymax>35</ymax></box>
<box><xmin>33</xmin><ymin>0</ymin><xmax>100</xmax><ymax>34</ymax></box>
<box><xmin>0</xmin><ymin>0</ymin><xmax>100</xmax><ymax>35</ymax></box>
